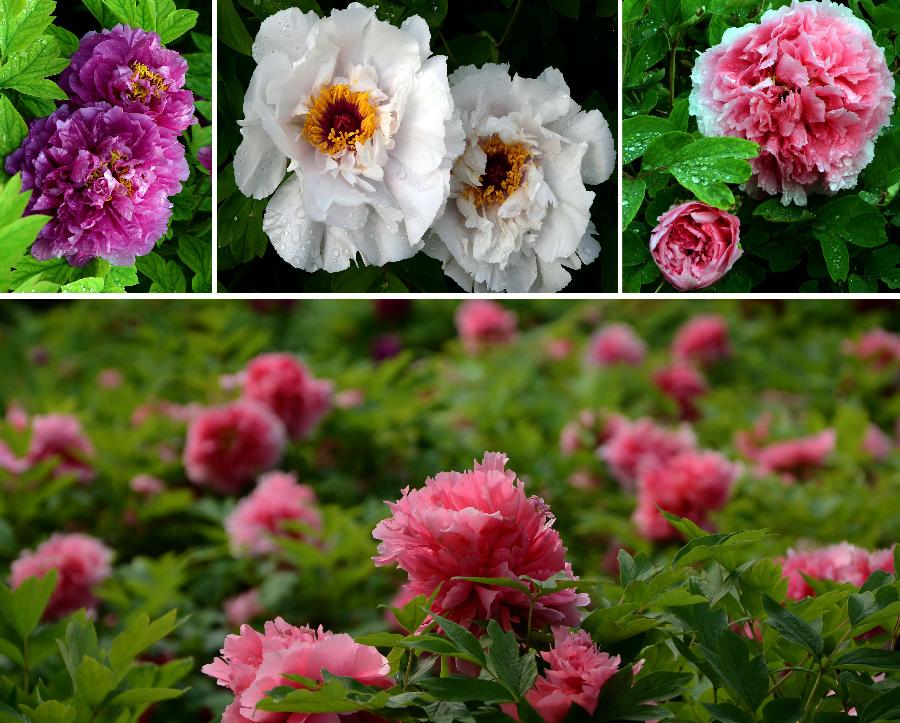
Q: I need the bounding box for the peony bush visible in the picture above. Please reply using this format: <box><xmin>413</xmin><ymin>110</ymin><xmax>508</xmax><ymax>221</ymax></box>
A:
<box><xmin>0</xmin><ymin>0</ymin><xmax>212</xmax><ymax>293</ymax></box>
<box><xmin>217</xmin><ymin>0</ymin><xmax>618</xmax><ymax>293</ymax></box>
<box><xmin>623</xmin><ymin>0</ymin><xmax>900</xmax><ymax>292</ymax></box>
<box><xmin>0</xmin><ymin>299</ymin><xmax>899</xmax><ymax>721</ymax></box>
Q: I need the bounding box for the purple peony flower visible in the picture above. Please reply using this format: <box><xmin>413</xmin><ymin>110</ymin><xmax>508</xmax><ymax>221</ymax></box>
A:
<box><xmin>28</xmin><ymin>103</ymin><xmax>189</xmax><ymax>266</ymax></box>
<box><xmin>60</xmin><ymin>25</ymin><xmax>196</xmax><ymax>136</ymax></box>
<box><xmin>5</xmin><ymin>106</ymin><xmax>72</xmax><ymax>200</ymax></box>
<box><xmin>198</xmin><ymin>145</ymin><xmax>211</xmax><ymax>171</ymax></box>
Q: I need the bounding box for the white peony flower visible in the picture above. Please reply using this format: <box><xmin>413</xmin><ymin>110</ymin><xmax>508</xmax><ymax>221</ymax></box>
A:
<box><xmin>424</xmin><ymin>63</ymin><xmax>615</xmax><ymax>293</ymax></box>
<box><xmin>234</xmin><ymin>3</ymin><xmax>463</xmax><ymax>272</ymax></box>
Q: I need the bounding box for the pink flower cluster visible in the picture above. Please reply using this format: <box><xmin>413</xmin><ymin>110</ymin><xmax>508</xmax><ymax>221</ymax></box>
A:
<box><xmin>585</xmin><ymin>323</ymin><xmax>646</xmax><ymax>367</ymax></box>
<box><xmin>599</xmin><ymin>416</ymin><xmax>697</xmax><ymax>488</ymax></box>
<box><xmin>224</xmin><ymin>588</ymin><xmax>264</xmax><ymax>627</ymax></box>
<box><xmin>202</xmin><ymin>618</ymin><xmax>392</xmax><ymax>723</ymax></box>
<box><xmin>455</xmin><ymin>301</ymin><xmax>517</xmax><ymax>352</ymax></box>
<box><xmin>672</xmin><ymin>315</ymin><xmax>731</xmax><ymax>366</ymax></box>
<box><xmin>844</xmin><ymin>329</ymin><xmax>900</xmax><ymax>368</ymax></box>
<box><xmin>690</xmin><ymin>0</ymin><xmax>895</xmax><ymax>206</ymax></box>
<box><xmin>1</xmin><ymin>411</ymin><xmax>95</xmax><ymax>483</ymax></box>
<box><xmin>226</xmin><ymin>471</ymin><xmax>321</xmax><ymax>556</ymax></box>
<box><xmin>653</xmin><ymin>362</ymin><xmax>708</xmax><ymax>420</ymax></box>
<box><xmin>505</xmin><ymin>628</ymin><xmax>621</xmax><ymax>723</ymax></box>
<box><xmin>781</xmin><ymin>542</ymin><xmax>895</xmax><ymax>600</ymax></box>
<box><xmin>736</xmin><ymin>417</ymin><xmax>836</xmax><ymax>479</ymax></box>
<box><xmin>11</xmin><ymin>533</ymin><xmax>112</xmax><ymax>621</ymax></box>
<box><xmin>372</xmin><ymin>453</ymin><xmax>589</xmax><ymax>633</ymax></box>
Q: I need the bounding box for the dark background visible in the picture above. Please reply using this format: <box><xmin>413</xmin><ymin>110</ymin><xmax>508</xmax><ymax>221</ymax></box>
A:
<box><xmin>217</xmin><ymin>0</ymin><xmax>618</xmax><ymax>293</ymax></box>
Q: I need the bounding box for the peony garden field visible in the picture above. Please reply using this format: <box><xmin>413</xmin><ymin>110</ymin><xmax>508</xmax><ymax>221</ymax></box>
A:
<box><xmin>0</xmin><ymin>299</ymin><xmax>899</xmax><ymax>722</ymax></box>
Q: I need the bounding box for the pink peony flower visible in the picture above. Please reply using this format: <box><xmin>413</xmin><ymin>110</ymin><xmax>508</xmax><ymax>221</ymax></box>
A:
<box><xmin>373</xmin><ymin>453</ymin><xmax>589</xmax><ymax>633</ymax></box>
<box><xmin>653</xmin><ymin>363</ymin><xmax>708</xmax><ymax>420</ymax></box>
<box><xmin>334</xmin><ymin>389</ymin><xmax>365</xmax><ymax>409</ymax></box>
<box><xmin>26</xmin><ymin>414</ymin><xmax>95</xmax><ymax>483</ymax></box>
<box><xmin>504</xmin><ymin>628</ymin><xmax>620</xmax><ymax>723</ymax></box>
<box><xmin>242</xmin><ymin>353</ymin><xmax>332</xmax><ymax>440</ymax></box>
<box><xmin>633</xmin><ymin>450</ymin><xmax>738</xmax><ymax>541</ymax></box>
<box><xmin>6</xmin><ymin>403</ymin><xmax>29</xmax><ymax>431</ymax></box>
<box><xmin>599</xmin><ymin>416</ymin><xmax>697</xmax><ymax>488</ymax></box>
<box><xmin>753</xmin><ymin>429</ymin><xmax>836</xmax><ymax>479</ymax></box>
<box><xmin>10</xmin><ymin>533</ymin><xmax>113</xmax><ymax>621</ymax></box>
<box><xmin>650</xmin><ymin>202</ymin><xmax>743</xmax><ymax>291</ymax></box>
<box><xmin>224</xmin><ymin>588</ymin><xmax>264</xmax><ymax>627</ymax></box>
<box><xmin>97</xmin><ymin>368</ymin><xmax>123</xmax><ymax>389</ymax></box>
<box><xmin>130</xmin><ymin>474</ymin><xmax>166</xmax><ymax>496</ymax></box>
<box><xmin>0</xmin><ymin>441</ymin><xmax>26</xmax><ymax>474</ymax></box>
<box><xmin>225</xmin><ymin>471</ymin><xmax>321</xmax><ymax>556</ymax></box>
<box><xmin>861</xmin><ymin>424</ymin><xmax>892</xmax><ymax>461</ymax></box>
<box><xmin>545</xmin><ymin>338</ymin><xmax>575</xmax><ymax>361</ymax></box>
<box><xmin>184</xmin><ymin>401</ymin><xmax>286</xmax><ymax>495</ymax></box>
<box><xmin>672</xmin><ymin>315</ymin><xmax>731</xmax><ymax>366</ymax></box>
<box><xmin>455</xmin><ymin>301</ymin><xmax>517</xmax><ymax>352</ymax></box>
<box><xmin>585</xmin><ymin>323</ymin><xmax>646</xmax><ymax>367</ymax></box>
<box><xmin>202</xmin><ymin>618</ymin><xmax>392</xmax><ymax>723</ymax></box>
<box><xmin>781</xmin><ymin>542</ymin><xmax>895</xmax><ymax>600</ymax></box>
<box><xmin>844</xmin><ymin>329</ymin><xmax>900</xmax><ymax>368</ymax></box>
<box><xmin>690</xmin><ymin>0</ymin><xmax>895</xmax><ymax>206</ymax></box>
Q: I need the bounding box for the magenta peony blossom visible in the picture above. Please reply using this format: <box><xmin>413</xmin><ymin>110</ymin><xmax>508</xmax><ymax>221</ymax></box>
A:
<box><xmin>599</xmin><ymin>416</ymin><xmax>697</xmax><ymax>488</ymax></box>
<box><xmin>752</xmin><ymin>429</ymin><xmax>836</xmax><ymax>479</ymax></box>
<box><xmin>224</xmin><ymin>588</ymin><xmax>264</xmax><ymax>627</ymax></box>
<box><xmin>60</xmin><ymin>25</ymin><xmax>195</xmax><ymax>135</ymax></box>
<box><xmin>198</xmin><ymin>145</ymin><xmax>212</xmax><ymax>171</ymax></box>
<box><xmin>371</xmin><ymin>333</ymin><xmax>403</xmax><ymax>361</ymax></box>
<box><xmin>455</xmin><ymin>301</ymin><xmax>517</xmax><ymax>352</ymax></box>
<box><xmin>691</xmin><ymin>0</ymin><xmax>895</xmax><ymax>206</ymax></box>
<box><xmin>781</xmin><ymin>542</ymin><xmax>895</xmax><ymax>600</ymax></box>
<box><xmin>24</xmin><ymin>104</ymin><xmax>188</xmax><ymax>266</ymax></box>
<box><xmin>844</xmin><ymin>329</ymin><xmax>900</xmax><ymax>368</ymax></box>
<box><xmin>373</xmin><ymin>453</ymin><xmax>589</xmax><ymax>633</ymax></box>
<box><xmin>0</xmin><ymin>441</ymin><xmax>26</xmax><ymax>474</ymax></box>
<box><xmin>226</xmin><ymin>471</ymin><xmax>321</xmax><ymax>556</ymax></box>
<box><xmin>504</xmin><ymin>628</ymin><xmax>621</xmax><ymax>723</ymax></box>
<box><xmin>184</xmin><ymin>401</ymin><xmax>286</xmax><ymax>494</ymax></box>
<box><xmin>202</xmin><ymin>618</ymin><xmax>392</xmax><ymax>723</ymax></box>
<box><xmin>633</xmin><ymin>450</ymin><xmax>738</xmax><ymax>541</ymax></box>
<box><xmin>11</xmin><ymin>533</ymin><xmax>113</xmax><ymax>621</ymax></box>
<box><xmin>672</xmin><ymin>315</ymin><xmax>731</xmax><ymax>366</ymax></box>
<box><xmin>26</xmin><ymin>414</ymin><xmax>95</xmax><ymax>483</ymax></box>
<box><xmin>650</xmin><ymin>202</ymin><xmax>743</xmax><ymax>291</ymax></box>
<box><xmin>585</xmin><ymin>323</ymin><xmax>646</xmax><ymax>367</ymax></box>
<box><xmin>4</xmin><ymin>106</ymin><xmax>71</xmax><ymax>198</ymax></box>
<box><xmin>654</xmin><ymin>363</ymin><xmax>709</xmax><ymax>420</ymax></box>
<box><xmin>242</xmin><ymin>353</ymin><xmax>332</xmax><ymax>440</ymax></box>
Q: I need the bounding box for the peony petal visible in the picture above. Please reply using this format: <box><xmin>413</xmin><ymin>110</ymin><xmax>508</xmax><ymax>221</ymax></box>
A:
<box><xmin>262</xmin><ymin>174</ymin><xmax>327</xmax><ymax>271</ymax></box>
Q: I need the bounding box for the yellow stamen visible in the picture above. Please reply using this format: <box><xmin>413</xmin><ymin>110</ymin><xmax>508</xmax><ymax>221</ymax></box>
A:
<box><xmin>88</xmin><ymin>150</ymin><xmax>134</xmax><ymax>197</ymax></box>
<box><xmin>129</xmin><ymin>62</ymin><xmax>167</xmax><ymax>102</ymax></box>
<box><xmin>303</xmin><ymin>84</ymin><xmax>377</xmax><ymax>157</ymax></box>
<box><xmin>462</xmin><ymin>135</ymin><xmax>530</xmax><ymax>209</ymax></box>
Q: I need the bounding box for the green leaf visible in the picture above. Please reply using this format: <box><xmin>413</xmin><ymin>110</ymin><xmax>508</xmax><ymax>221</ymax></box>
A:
<box><xmin>108</xmin><ymin>687</ymin><xmax>184</xmax><ymax>707</ymax></box>
<box><xmin>622</xmin><ymin>177</ymin><xmax>646</xmax><ymax>231</ymax></box>
<box><xmin>418</xmin><ymin>677</ymin><xmax>513</xmax><ymax>703</ymax></box>
<box><xmin>431</xmin><ymin>614</ymin><xmax>485</xmax><ymax>666</ymax></box>
<box><xmin>761</xmin><ymin>596</ymin><xmax>824</xmax><ymax>658</ymax></box>
<box><xmin>218</xmin><ymin>185</ymin><xmax>269</xmax><ymax>263</ymax></box>
<box><xmin>667</xmin><ymin>136</ymin><xmax>759</xmax><ymax>209</ymax></box>
<box><xmin>0</xmin><ymin>0</ymin><xmax>55</xmax><ymax>57</ymax></box>
<box><xmin>548</xmin><ymin>0</ymin><xmax>580</xmax><ymax>18</ymax></box>
<box><xmin>833</xmin><ymin>648</ymin><xmax>900</xmax><ymax>671</ymax></box>
<box><xmin>753</xmin><ymin>199</ymin><xmax>815</xmax><ymax>223</ymax></box>
<box><xmin>0</xmin><ymin>93</ymin><xmax>27</xmax><ymax>157</ymax></box>
<box><xmin>446</xmin><ymin>33</ymin><xmax>495</xmax><ymax>67</ymax></box>
<box><xmin>176</xmin><ymin>235</ymin><xmax>211</xmax><ymax>292</ymax></box>
<box><xmin>486</xmin><ymin>620</ymin><xmax>535</xmax><ymax>697</ymax></box>
<box><xmin>136</xmin><ymin>252</ymin><xmax>187</xmax><ymax>293</ymax></box>
<box><xmin>109</xmin><ymin>610</ymin><xmax>178</xmax><ymax>679</ymax></box>
<box><xmin>623</xmin><ymin>116</ymin><xmax>675</xmax><ymax>164</ymax></box>
<box><xmin>257</xmin><ymin>680</ymin><xmax>365</xmax><ymax>714</ymax></box>
<box><xmin>697</xmin><ymin>629</ymin><xmax>769</xmax><ymax>712</ymax></box>
<box><xmin>74</xmin><ymin>655</ymin><xmax>115</xmax><ymax>707</ymax></box>
<box><xmin>817</xmin><ymin>231</ymin><xmax>849</xmax><ymax>283</ymax></box>
<box><xmin>217</xmin><ymin>0</ymin><xmax>253</xmax><ymax>55</ymax></box>
<box><xmin>60</xmin><ymin>277</ymin><xmax>105</xmax><ymax>293</ymax></box>
<box><xmin>0</xmin><ymin>36</ymin><xmax>68</xmax><ymax>87</ymax></box>
<box><xmin>104</xmin><ymin>265</ymin><xmax>139</xmax><ymax>292</ymax></box>
<box><xmin>19</xmin><ymin>701</ymin><xmax>76</xmax><ymax>723</ymax></box>
<box><xmin>815</xmin><ymin>195</ymin><xmax>887</xmax><ymax>248</ymax></box>
<box><xmin>403</xmin><ymin>0</ymin><xmax>447</xmax><ymax>26</ymax></box>
<box><xmin>672</xmin><ymin>529</ymin><xmax>771</xmax><ymax>567</ymax></box>
<box><xmin>0</xmin><ymin>571</ymin><xmax>56</xmax><ymax>640</ymax></box>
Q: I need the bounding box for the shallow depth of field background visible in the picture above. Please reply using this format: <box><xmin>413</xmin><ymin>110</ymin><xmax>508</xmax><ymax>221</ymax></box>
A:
<box><xmin>0</xmin><ymin>299</ymin><xmax>898</xmax><ymax>720</ymax></box>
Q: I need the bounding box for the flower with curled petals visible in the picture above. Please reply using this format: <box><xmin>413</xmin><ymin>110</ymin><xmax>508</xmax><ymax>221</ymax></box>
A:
<box><xmin>424</xmin><ymin>63</ymin><xmax>615</xmax><ymax>292</ymax></box>
<box><xmin>690</xmin><ymin>0</ymin><xmax>895</xmax><ymax>206</ymax></box>
<box><xmin>234</xmin><ymin>3</ymin><xmax>463</xmax><ymax>273</ymax></box>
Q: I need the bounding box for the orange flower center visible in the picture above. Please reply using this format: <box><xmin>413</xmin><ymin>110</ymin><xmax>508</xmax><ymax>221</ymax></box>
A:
<box><xmin>462</xmin><ymin>135</ymin><xmax>530</xmax><ymax>209</ymax></box>
<box><xmin>303</xmin><ymin>84</ymin><xmax>377</xmax><ymax>157</ymax></box>
<box><xmin>129</xmin><ymin>62</ymin><xmax>167</xmax><ymax>102</ymax></box>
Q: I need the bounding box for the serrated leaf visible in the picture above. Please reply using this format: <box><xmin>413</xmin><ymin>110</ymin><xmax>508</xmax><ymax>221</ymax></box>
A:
<box><xmin>0</xmin><ymin>93</ymin><xmax>27</xmax><ymax>157</ymax></box>
<box><xmin>0</xmin><ymin>0</ymin><xmax>55</xmax><ymax>57</ymax></box>
<box><xmin>418</xmin><ymin>677</ymin><xmax>513</xmax><ymax>703</ymax></box>
<box><xmin>623</xmin><ymin>116</ymin><xmax>675</xmax><ymax>164</ymax></box>
<box><xmin>623</xmin><ymin>177</ymin><xmax>646</xmax><ymax>231</ymax></box>
<box><xmin>762</xmin><ymin>595</ymin><xmax>824</xmax><ymax>658</ymax></box>
<box><xmin>0</xmin><ymin>571</ymin><xmax>56</xmax><ymax>640</ymax></box>
<box><xmin>60</xmin><ymin>277</ymin><xmax>105</xmax><ymax>293</ymax></box>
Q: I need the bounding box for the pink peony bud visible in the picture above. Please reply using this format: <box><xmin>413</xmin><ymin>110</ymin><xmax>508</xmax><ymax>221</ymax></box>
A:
<box><xmin>585</xmin><ymin>323</ymin><xmax>646</xmax><ymax>367</ymax></box>
<box><xmin>455</xmin><ymin>300</ymin><xmax>517</xmax><ymax>352</ymax></box>
<box><xmin>672</xmin><ymin>315</ymin><xmax>731</xmax><ymax>366</ymax></box>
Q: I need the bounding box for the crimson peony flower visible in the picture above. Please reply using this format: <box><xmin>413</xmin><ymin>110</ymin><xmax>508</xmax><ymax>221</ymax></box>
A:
<box><xmin>650</xmin><ymin>202</ymin><xmax>742</xmax><ymax>291</ymax></box>
<box><xmin>599</xmin><ymin>416</ymin><xmax>697</xmax><ymax>488</ymax></box>
<box><xmin>455</xmin><ymin>300</ymin><xmax>517</xmax><ymax>352</ymax></box>
<box><xmin>225</xmin><ymin>471</ymin><xmax>321</xmax><ymax>556</ymax></box>
<box><xmin>781</xmin><ymin>542</ymin><xmax>895</xmax><ymax>600</ymax></box>
<box><xmin>654</xmin><ymin>363</ymin><xmax>709</xmax><ymax>420</ymax></box>
<box><xmin>60</xmin><ymin>25</ymin><xmax>196</xmax><ymax>135</ymax></box>
<box><xmin>26</xmin><ymin>413</ymin><xmax>95</xmax><ymax>483</ymax></box>
<box><xmin>242</xmin><ymin>353</ymin><xmax>332</xmax><ymax>440</ymax></box>
<box><xmin>585</xmin><ymin>323</ymin><xmax>646</xmax><ymax>367</ymax></box>
<box><xmin>11</xmin><ymin>533</ymin><xmax>113</xmax><ymax>621</ymax></box>
<box><xmin>691</xmin><ymin>0</ymin><xmax>895</xmax><ymax>206</ymax></box>
<box><xmin>224</xmin><ymin>588</ymin><xmax>264</xmax><ymax>627</ymax></box>
<box><xmin>504</xmin><ymin>628</ymin><xmax>621</xmax><ymax>723</ymax></box>
<box><xmin>373</xmin><ymin>453</ymin><xmax>589</xmax><ymax>633</ymax></box>
<box><xmin>672</xmin><ymin>315</ymin><xmax>731</xmax><ymax>366</ymax></box>
<box><xmin>184</xmin><ymin>401</ymin><xmax>286</xmax><ymax>494</ymax></box>
<box><xmin>633</xmin><ymin>450</ymin><xmax>738</xmax><ymax>541</ymax></box>
<box><xmin>15</xmin><ymin>104</ymin><xmax>188</xmax><ymax>266</ymax></box>
<box><xmin>752</xmin><ymin>429</ymin><xmax>836</xmax><ymax>479</ymax></box>
<box><xmin>203</xmin><ymin>618</ymin><xmax>392</xmax><ymax>723</ymax></box>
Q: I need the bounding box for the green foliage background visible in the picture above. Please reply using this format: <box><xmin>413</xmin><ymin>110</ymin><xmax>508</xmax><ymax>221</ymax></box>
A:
<box><xmin>622</xmin><ymin>0</ymin><xmax>900</xmax><ymax>293</ymax></box>
<box><xmin>0</xmin><ymin>300</ymin><xmax>899</xmax><ymax>720</ymax></box>
<box><xmin>217</xmin><ymin>0</ymin><xmax>618</xmax><ymax>293</ymax></box>
<box><xmin>0</xmin><ymin>0</ymin><xmax>212</xmax><ymax>293</ymax></box>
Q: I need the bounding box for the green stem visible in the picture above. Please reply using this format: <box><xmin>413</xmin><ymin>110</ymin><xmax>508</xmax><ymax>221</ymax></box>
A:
<box><xmin>669</xmin><ymin>34</ymin><xmax>681</xmax><ymax>110</ymax></box>
<box><xmin>440</xmin><ymin>656</ymin><xmax>449</xmax><ymax>678</ymax></box>
<box><xmin>22</xmin><ymin>637</ymin><xmax>29</xmax><ymax>694</ymax></box>
<box><xmin>801</xmin><ymin>666</ymin><xmax>823</xmax><ymax>722</ymax></box>
<box><xmin>498</xmin><ymin>0</ymin><xmax>524</xmax><ymax>48</ymax></box>
<box><xmin>438</xmin><ymin>30</ymin><xmax>457</xmax><ymax>67</ymax></box>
